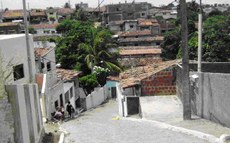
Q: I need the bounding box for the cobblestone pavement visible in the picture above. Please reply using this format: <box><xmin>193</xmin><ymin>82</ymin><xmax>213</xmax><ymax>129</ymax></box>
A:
<box><xmin>61</xmin><ymin>100</ymin><xmax>208</xmax><ymax>143</ymax></box>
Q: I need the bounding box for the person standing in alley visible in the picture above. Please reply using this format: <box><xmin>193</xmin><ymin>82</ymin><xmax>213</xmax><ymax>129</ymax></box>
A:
<box><xmin>66</xmin><ymin>101</ymin><xmax>74</xmax><ymax>118</ymax></box>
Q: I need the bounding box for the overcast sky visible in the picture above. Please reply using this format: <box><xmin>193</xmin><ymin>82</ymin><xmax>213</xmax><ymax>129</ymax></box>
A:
<box><xmin>1</xmin><ymin>0</ymin><xmax>230</xmax><ymax>10</ymax></box>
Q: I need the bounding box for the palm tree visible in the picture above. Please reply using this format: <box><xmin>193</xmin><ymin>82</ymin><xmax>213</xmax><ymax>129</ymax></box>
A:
<box><xmin>78</xmin><ymin>27</ymin><xmax>122</xmax><ymax>73</ymax></box>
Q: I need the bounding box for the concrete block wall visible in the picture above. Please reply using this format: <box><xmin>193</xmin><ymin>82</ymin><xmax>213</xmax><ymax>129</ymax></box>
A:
<box><xmin>191</xmin><ymin>73</ymin><xmax>230</xmax><ymax>128</ymax></box>
<box><xmin>5</xmin><ymin>84</ymin><xmax>44</xmax><ymax>143</ymax></box>
<box><xmin>142</xmin><ymin>69</ymin><xmax>176</xmax><ymax>96</ymax></box>
<box><xmin>86</xmin><ymin>87</ymin><xmax>107</xmax><ymax>110</ymax></box>
<box><xmin>0</xmin><ymin>96</ymin><xmax>15</xmax><ymax>143</ymax></box>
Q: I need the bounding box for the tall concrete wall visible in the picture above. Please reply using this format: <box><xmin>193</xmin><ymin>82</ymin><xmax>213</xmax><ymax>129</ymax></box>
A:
<box><xmin>0</xmin><ymin>34</ymin><xmax>36</xmax><ymax>84</ymax></box>
<box><xmin>6</xmin><ymin>84</ymin><xmax>44</xmax><ymax>143</ymax></box>
<box><xmin>0</xmin><ymin>53</ymin><xmax>15</xmax><ymax>143</ymax></box>
<box><xmin>0</xmin><ymin>97</ymin><xmax>15</xmax><ymax>143</ymax></box>
<box><xmin>191</xmin><ymin>73</ymin><xmax>230</xmax><ymax>128</ymax></box>
<box><xmin>86</xmin><ymin>87</ymin><xmax>107</xmax><ymax>110</ymax></box>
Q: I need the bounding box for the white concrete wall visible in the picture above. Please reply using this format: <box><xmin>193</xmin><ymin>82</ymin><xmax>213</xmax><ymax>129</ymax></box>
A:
<box><xmin>34</xmin><ymin>41</ymin><xmax>56</xmax><ymax>48</ymax></box>
<box><xmin>0</xmin><ymin>34</ymin><xmax>36</xmax><ymax>84</ymax></box>
<box><xmin>116</xmin><ymin>83</ymin><xmax>128</xmax><ymax>117</ymax></box>
<box><xmin>63</xmin><ymin>82</ymin><xmax>76</xmax><ymax>109</ymax></box>
<box><xmin>35</xmin><ymin>48</ymin><xmax>56</xmax><ymax>75</ymax></box>
<box><xmin>5</xmin><ymin>84</ymin><xmax>44</xmax><ymax>143</ymax></box>
<box><xmin>86</xmin><ymin>87</ymin><xmax>107</xmax><ymax>110</ymax></box>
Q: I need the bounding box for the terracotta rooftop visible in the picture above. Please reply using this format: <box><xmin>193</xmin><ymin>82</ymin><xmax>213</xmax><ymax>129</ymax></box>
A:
<box><xmin>34</xmin><ymin>48</ymin><xmax>53</xmax><ymax>57</ymax></box>
<box><xmin>30</xmin><ymin>10</ymin><xmax>46</xmax><ymax>17</ymax></box>
<box><xmin>120</xmin><ymin>59</ymin><xmax>181</xmax><ymax>88</ymax></box>
<box><xmin>57</xmin><ymin>68</ymin><xmax>81</xmax><ymax>81</ymax></box>
<box><xmin>120</xmin><ymin>49</ymin><xmax>162</xmax><ymax>56</ymax></box>
<box><xmin>119</xmin><ymin>46</ymin><xmax>160</xmax><ymax>50</ymax></box>
<box><xmin>31</xmin><ymin>23</ymin><xmax>59</xmax><ymax>29</ymax></box>
<box><xmin>119</xmin><ymin>36</ymin><xmax>164</xmax><ymax>43</ymax></box>
<box><xmin>138</xmin><ymin>19</ymin><xmax>159</xmax><ymax>26</ymax></box>
<box><xmin>0</xmin><ymin>22</ymin><xmax>20</xmax><ymax>27</ymax></box>
<box><xmin>107</xmin><ymin>76</ymin><xmax>119</xmax><ymax>81</ymax></box>
<box><xmin>2</xmin><ymin>10</ymin><xmax>25</xmax><ymax>18</ymax></box>
<box><xmin>119</xmin><ymin>30</ymin><xmax>152</xmax><ymax>37</ymax></box>
<box><xmin>57</xmin><ymin>8</ymin><xmax>74</xmax><ymax>15</ymax></box>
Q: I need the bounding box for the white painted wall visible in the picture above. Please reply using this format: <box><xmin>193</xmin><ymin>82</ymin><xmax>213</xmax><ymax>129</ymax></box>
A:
<box><xmin>34</xmin><ymin>41</ymin><xmax>56</xmax><ymax>48</ymax></box>
<box><xmin>6</xmin><ymin>84</ymin><xmax>44</xmax><ymax>143</ymax></box>
<box><xmin>0</xmin><ymin>34</ymin><xmax>36</xmax><ymax>84</ymax></box>
<box><xmin>116</xmin><ymin>83</ymin><xmax>128</xmax><ymax>117</ymax></box>
<box><xmin>86</xmin><ymin>87</ymin><xmax>107</xmax><ymax>110</ymax></box>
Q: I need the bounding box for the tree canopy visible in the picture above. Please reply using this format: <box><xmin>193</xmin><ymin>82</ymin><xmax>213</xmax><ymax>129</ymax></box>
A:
<box><xmin>55</xmin><ymin>19</ymin><xmax>121</xmax><ymax>76</ymax></box>
<box><xmin>161</xmin><ymin>1</ymin><xmax>230</xmax><ymax>62</ymax></box>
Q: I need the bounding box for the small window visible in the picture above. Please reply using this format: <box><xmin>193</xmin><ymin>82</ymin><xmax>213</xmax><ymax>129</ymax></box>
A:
<box><xmin>13</xmin><ymin>64</ymin><xmax>24</xmax><ymax>81</ymax></box>
<box><xmin>41</xmin><ymin>62</ymin><xmax>45</xmax><ymax>69</ymax></box>
<box><xmin>70</xmin><ymin>87</ymin><xmax>73</xmax><ymax>98</ymax></box>
<box><xmin>50</xmin><ymin>12</ymin><xmax>54</xmax><ymax>15</ymax></box>
<box><xmin>55</xmin><ymin>100</ymin><xmax>59</xmax><ymax>108</ymax></box>
<box><xmin>130</xmin><ymin>25</ymin><xmax>134</xmax><ymax>29</ymax></box>
<box><xmin>47</xmin><ymin>62</ymin><xmax>51</xmax><ymax>71</ymax></box>
<box><xmin>116</xmin><ymin>7</ymin><xmax>121</xmax><ymax>11</ymax></box>
<box><xmin>141</xmin><ymin>13</ymin><xmax>146</xmax><ymax>17</ymax></box>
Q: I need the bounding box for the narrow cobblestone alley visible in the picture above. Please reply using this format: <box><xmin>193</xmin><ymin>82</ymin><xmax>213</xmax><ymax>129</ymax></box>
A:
<box><xmin>61</xmin><ymin>100</ymin><xmax>208</xmax><ymax>143</ymax></box>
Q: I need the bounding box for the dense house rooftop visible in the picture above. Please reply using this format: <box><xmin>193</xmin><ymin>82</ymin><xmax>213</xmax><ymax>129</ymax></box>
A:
<box><xmin>31</xmin><ymin>23</ymin><xmax>59</xmax><ymax>29</ymax></box>
<box><xmin>2</xmin><ymin>10</ymin><xmax>25</xmax><ymax>18</ymax></box>
<box><xmin>57</xmin><ymin>68</ymin><xmax>81</xmax><ymax>81</ymax></box>
<box><xmin>30</xmin><ymin>9</ymin><xmax>46</xmax><ymax>17</ymax></box>
<box><xmin>119</xmin><ymin>46</ymin><xmax>160</xmax><ymax>50</ymax></box>
<box><xmin>57</xmin><ymin>8</ymin><xmax>74</xmax><ymax>16</ymax></box>
<box><xmin>120</xmin><ymin>59</ymin><xmax>181</xmax><ymax>88</ymax></box>
<box><xmin>119</xmin><ymin>30</ymin><xmax>152</xmax><ymax>37</ymax></box>
<box><xmin>119</xmin><ymin>36</ymin><xmax>164</xmax><ymax>43</ymax></box>
<box><xmin>120</xmin><ymin>48</ymin><xmax>162</xmax><ymax>56</ymax></box>
<box><xmin>138</xmin><ymin>19</ymin><xmax>159</xmax><ymax>26</ymax></box>
<box><xmin>0</xmin><ymin>22</ymin><xmax>20</xmax><ymax>27</ymax></box>
<box><xmin>107</xmin><ymin>76</ymin><xmax>119</xmax><ymax>81</ymax></box>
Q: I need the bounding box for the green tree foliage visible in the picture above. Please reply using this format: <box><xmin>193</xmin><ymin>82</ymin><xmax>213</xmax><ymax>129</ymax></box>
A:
<box><xmin>79</xmin><ymin>74</ymin><xmax>99</xmax><ymax>94</ymax></box>
<box><xmin>55</xmin><ymin>19</ymin><xmax>121</xmax><ymax>76</ymax></box>
<box><xmin>162</xmin><ymin>1</ymin><xmax>230</xmax><ymax>62</ymax></box>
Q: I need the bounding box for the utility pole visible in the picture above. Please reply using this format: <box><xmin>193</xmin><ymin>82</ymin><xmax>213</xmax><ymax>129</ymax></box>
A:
<box><xmin>180</xmin><ymin>0</ymin><xmax>191</xmax><ymax>120</ymax></box>
<box><xmin>198</xmin><ymin>0</ymin><xmax>202</xmax><ymax>72</ymax></box>
<box><xmin>98</xmin><ymin>0</ymin><xmax>101</xmax><ymax>22</ymax></box>
<box><xmin>23</xmin><ymin>0</ymin><xmax>33</xmax><ymax>82</ymax></box>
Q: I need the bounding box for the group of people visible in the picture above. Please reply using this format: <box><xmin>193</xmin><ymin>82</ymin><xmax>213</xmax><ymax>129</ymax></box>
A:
<box><xmin>52</xmin><ymin>101</ymin><xmax>75</xmax><ymax>121</ymax></box>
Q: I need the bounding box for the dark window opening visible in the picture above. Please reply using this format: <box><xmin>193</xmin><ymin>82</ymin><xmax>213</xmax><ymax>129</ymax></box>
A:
<box><xmin>47</xmin><ymin>62</ymin><xmax>51</xmax><ymax>71</ymax></box>
<box><xmin>13</xmin><ymin>64</ymin><xmax>24</xmax><ymax>81</ymax></box>
<box><xmin>55</xmin><ymin>100</ymin><xmax>59</xmax><ymax>108</ymax></box>
<box><xmin>70</xmin><ymin>87</ymin><xmax>73</xmax><ymax>98</ymax></box>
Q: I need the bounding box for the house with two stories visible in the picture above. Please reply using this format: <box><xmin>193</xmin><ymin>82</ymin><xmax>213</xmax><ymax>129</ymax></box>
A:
<box><xmin>0</xmin><ymin>34</ymin><xmax>44</xmax><ymax>143</ymax></box>
<box><xmin>34</xmin><ymin>47</ymin><xmax>82</xmax><ymax>120</ymax></box>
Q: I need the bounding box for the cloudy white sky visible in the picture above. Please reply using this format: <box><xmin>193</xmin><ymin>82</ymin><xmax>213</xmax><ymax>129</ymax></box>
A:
<box><xmin>1</xmin><ymin>0</ymin><xmax>230</xmax><ymax>10</ymax></box>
